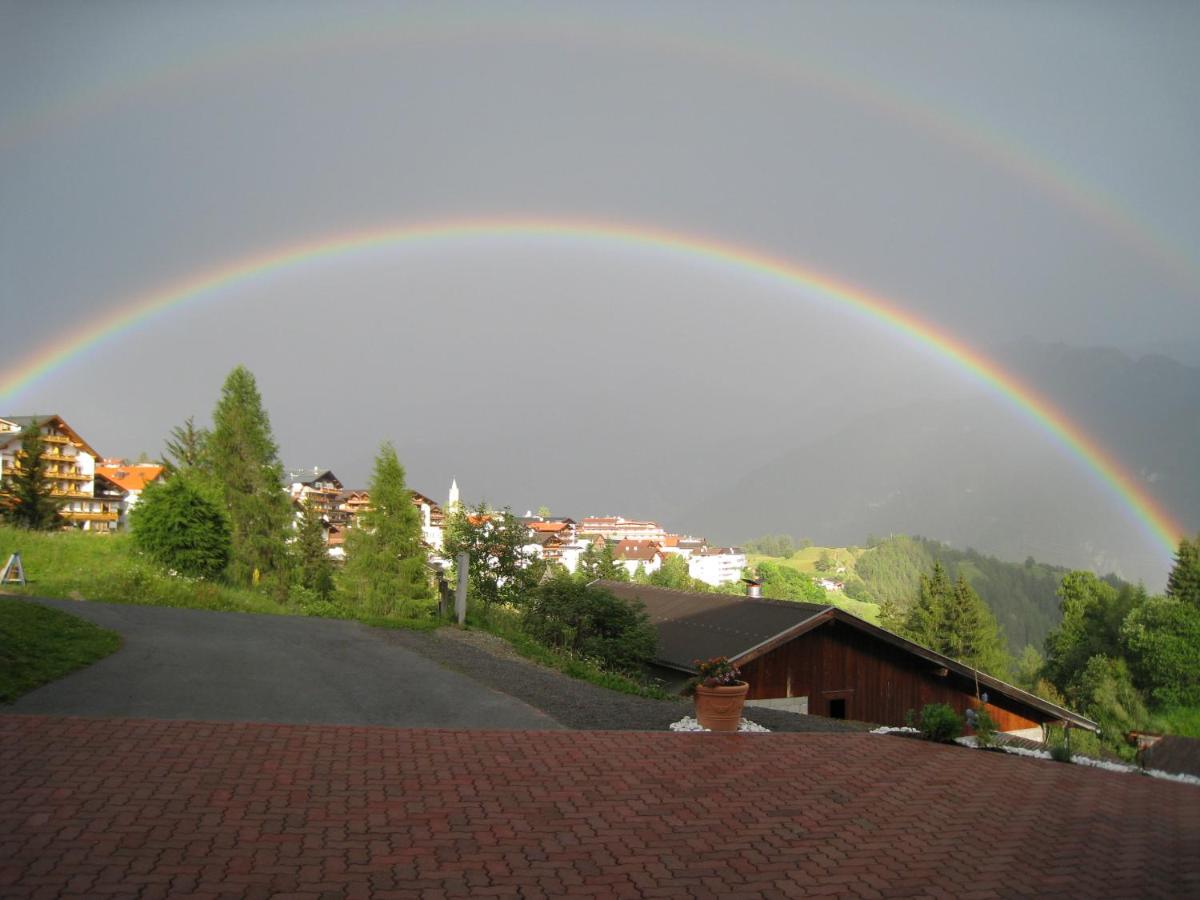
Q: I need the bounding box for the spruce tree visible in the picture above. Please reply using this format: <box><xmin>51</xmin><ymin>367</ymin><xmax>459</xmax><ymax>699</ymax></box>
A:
<box><xmin>903</xmin><ymin>562</ymin><xmax>952</xmax><ymax>649</ymax></box>
<box><xmin>941</xmin><ymin>575</ymin><xmax>1009</xmax><ymax>675</ymax></box>
<box><xmin>902</xmin><ymin>563</ymin><xmax>1009</xmax><ymax>675</ymax></box>
<box><xmin>295</xmin><ymin>501</ymin><xmax>334</xmax><ymax>600</ymax></box>
<box><xmin>207</xmin><ymin>366</ymin><xmax>291</xmax><ymax>586</ymax></box>
<box><xmin>339</xmin><ymin>442</ymin><xmax>431</xmax><ymax>616</ymax></box>
<box><xmin>2</xmin><ymin>425</ymin><xmax>62</xmax><ymax>530</ymax></box>
<box><xmin>132</xmin><ymin>473</ymin><xmax>230</xmax><ymax>579</ymax></box>
<box><xmin>1166</xmin><ymin>534</ymin><xmax>1200</xmax><ymax>609</ymax></box>
<box><xmin>160</xmin><ymin>415</ymin><xmax>210</xmax><ymax>475</ymax></box>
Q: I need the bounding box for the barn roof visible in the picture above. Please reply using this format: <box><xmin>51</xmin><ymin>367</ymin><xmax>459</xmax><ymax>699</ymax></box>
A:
<box><xmin>596</xmin><ymin>581</ymin><xmax>829</xmax><ymax>671</ymax></box>
<box><xmin>595</xmin><ymin>580</ymin><xmax>1098</xmax><ymax>732</ymax></box>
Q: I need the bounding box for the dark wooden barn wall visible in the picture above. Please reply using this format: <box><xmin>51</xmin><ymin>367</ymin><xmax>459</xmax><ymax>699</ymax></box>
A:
<box><xmin>738</xmin><ymin>621</ymin><xmax>1041</xmax><ymax>731</ymax></box>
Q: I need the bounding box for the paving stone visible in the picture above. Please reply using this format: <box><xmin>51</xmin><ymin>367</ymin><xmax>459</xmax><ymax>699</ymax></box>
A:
<box><xmin>1</xmin><ymin>715</ymin><xmax>1197</xmax><ymax>896</ymax></box>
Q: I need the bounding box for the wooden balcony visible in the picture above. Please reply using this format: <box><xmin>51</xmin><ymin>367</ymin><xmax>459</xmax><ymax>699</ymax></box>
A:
<box><xmin>53</xmin><ymin>489</ymin><xmax>91</xmax><ymax>499</ymax></box>
<box><xmin>40</xmin><ymin>434</ymin><xmax>71</xmax><ymax>445</ymax></box>
<box><xmin>40</xmin><ymin>450</ymin><xmax>78</xmax><ymax>461</ymax></box>
<box><xmin>60</xmin><ymin>510</ymin><xmax>118</xmax><ymax>522</ymax></box>
<box><xmin>46</xmin><ymin>470</ymin><xmax>90</xmax><ymax>481</ymax></box>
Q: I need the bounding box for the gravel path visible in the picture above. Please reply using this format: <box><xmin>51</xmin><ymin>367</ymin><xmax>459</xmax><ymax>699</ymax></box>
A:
<box><xmin>378</xmin><ymin>626</ymin><xmax>872</xmax><ymax>733</ymax></box>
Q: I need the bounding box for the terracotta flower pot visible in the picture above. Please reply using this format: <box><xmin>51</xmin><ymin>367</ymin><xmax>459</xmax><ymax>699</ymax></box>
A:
<box><xmin>693</xmin><ymin>682</ymin><xmax>750</xmax><ymax>732</ymax></box>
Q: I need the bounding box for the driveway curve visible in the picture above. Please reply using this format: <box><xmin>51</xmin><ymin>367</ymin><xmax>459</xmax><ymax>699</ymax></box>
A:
<box><xmin>9</xmin><ymin>597</ymin><xmax>560</xmax><ymax>730</ymax></box>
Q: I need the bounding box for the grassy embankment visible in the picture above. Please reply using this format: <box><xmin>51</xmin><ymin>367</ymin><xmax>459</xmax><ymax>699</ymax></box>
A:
<box><xmin>747</xmin><ymin>546</ymin><xmax>882</xmax><ymax>624</ymax></box>
<box><xmin>465</xmin><ymin>604</ymin><xmax>675</xmax><ymax>701</ymax></box>
<box><xmin>0</xmin><ymin>526</ymin><xmax>665</xmax><ymax>697</ymax></box>
<box><xmin>0</xmin><ymin>525</ymin><xmax>437</xmax><ymax>626</ymax></box>
<box><xmin>0</xmin><ymin>597</ymin><xmax>121</xmax><ymax>702</ymax></box>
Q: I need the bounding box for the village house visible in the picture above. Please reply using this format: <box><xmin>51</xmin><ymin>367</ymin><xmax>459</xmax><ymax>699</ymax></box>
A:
<box><xmin>285</xmin><ymin>468</ymin><xmax>344</xmax><ymax>515</ymax></box>
<box><xmin>687</xmin><ymin>545</ymin><xmax>748</xmax><ymax>587</ymax></box>
<box><xmin>598</xmin><ymin>581</ymin><xmax>1097</xmax><ymax>739</ymax></box>
<box><xmin>0</xmin><ymin>415</ymin><xmax>122</xmax><ymax>532</ymax></box>
<box><xmin>578</xmin><ymin>516</ymin><xmax>667</xmax><ymax>544</ymax></box>
<box><xmin>95</xmin><ymin>459</ymin><xmax>165</xmax><ymax>529</ymax></box>
<box><xmin>411</xmin><ymin>490</ymin><xmax>446</xmax><ymax>551</ymax></box>
<box><xmin>663</xmin><ymin>537</ymin><xmax>707</xmax><ymax>559</ymax></box>
<box><xmin>556</xmin><ymin>535</ymin><xmax>599</xmax><ymax>574</ymax></box>
<box><xmin>326</xmin><ymin>487</ymin><xmax>446</xmax><ymax>552</ymax></box>
<box><xmin>612</xmin><ymin>539</ymin><xmax>664</xmax><ymax>577</ymax></box>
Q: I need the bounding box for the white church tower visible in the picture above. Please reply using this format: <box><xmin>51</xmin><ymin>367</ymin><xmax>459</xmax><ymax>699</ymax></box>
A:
<box><xmin>448</xmin><ymin>478</ymin><xmax>460</xmax><ymax>511</ymax></box>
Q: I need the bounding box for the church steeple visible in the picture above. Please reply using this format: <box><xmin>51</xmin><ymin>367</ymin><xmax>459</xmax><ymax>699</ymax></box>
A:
<box><xmin>448</xmin><ymin>478</ymin><xmax>460</xmax><ymax>510</ymax></box>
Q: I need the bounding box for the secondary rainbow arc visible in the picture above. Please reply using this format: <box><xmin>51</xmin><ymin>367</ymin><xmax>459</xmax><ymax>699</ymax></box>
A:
<box><xmin>0</xmin><ymin>218</ymin><xmax>1184</xmax><ymax>560</ymax></box>
<box><xmin>5</xmin><ymin>15</ymin><xmax>1196</xmax><ymax>293</ymax></box>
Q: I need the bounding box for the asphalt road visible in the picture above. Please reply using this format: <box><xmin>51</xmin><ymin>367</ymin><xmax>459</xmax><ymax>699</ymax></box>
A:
<box><xmin>9</xmin><ymin>597</ymin><xmax>561</xmax><ymax>730</ymax></box>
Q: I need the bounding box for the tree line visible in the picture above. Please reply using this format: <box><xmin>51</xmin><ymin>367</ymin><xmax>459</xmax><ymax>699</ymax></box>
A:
<box><xmin>132</xmin><ymin>366</ymin><xmax>433</xmax><ymax>618</ymax></box>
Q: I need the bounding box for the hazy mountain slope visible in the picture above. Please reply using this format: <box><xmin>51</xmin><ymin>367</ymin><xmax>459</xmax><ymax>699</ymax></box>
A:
<box><xmin>682</xmin><ymin>342</ymin><xmax>1199</xmax><ymax>588</ymax></box>
<box><xmin>854</xmin><ymin>535</ymin><xmax>1091</xmax><ymax>652</ymax></box>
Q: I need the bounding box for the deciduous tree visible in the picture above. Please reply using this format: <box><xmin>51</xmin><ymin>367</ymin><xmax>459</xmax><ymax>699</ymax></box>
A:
<box><xmin>443</xmin><ymin>502</ymin><xmax>544</xmax><ymax>605</ymax></box>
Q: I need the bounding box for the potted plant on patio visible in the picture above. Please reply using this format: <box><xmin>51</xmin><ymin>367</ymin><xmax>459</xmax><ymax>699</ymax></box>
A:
<box><xmin>691</xmin><ymin>657</ymin><xmax>749</xmax><ymax>732</ymax></box>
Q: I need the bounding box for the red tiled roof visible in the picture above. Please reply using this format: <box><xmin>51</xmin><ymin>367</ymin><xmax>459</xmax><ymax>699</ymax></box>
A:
<box><xmin>613</xmin><ymin>540</ymin><xmax>662</xmax><ymax>561</ymax></box>
<box><xmin>528</xmin><ymin>521</ymin><xmax>569</xmax><ymax>533</ymax></box>
<box><xmin>94</xmin><ymin>464</ymin><xmax>165</xmax><ymax>493</ymax></box>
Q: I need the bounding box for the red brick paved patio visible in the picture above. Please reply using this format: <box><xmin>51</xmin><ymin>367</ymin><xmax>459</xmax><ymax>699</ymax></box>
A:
<box><xmin>2</xmin><ymin>716</ymin><xmax>1197</xmax><ymax>898</ymax></box>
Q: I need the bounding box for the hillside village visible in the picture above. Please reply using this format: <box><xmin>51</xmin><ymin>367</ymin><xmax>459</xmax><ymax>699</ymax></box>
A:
<box><xmin>0</xmin><ymin>414</ymin><xmax>752</xmax><ymax>586</ymax></box>
<box><xmin>5</xmin><ymin>409</ymin><xmax>1199</xmax><ymax>757</ymax></box>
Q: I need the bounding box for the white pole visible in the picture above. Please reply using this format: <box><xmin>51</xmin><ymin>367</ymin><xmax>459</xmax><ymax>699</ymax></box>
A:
<box><xmin>455</xmin><ymin>552</ymin><xmax>468</xmax><ymax>625</ymax></box>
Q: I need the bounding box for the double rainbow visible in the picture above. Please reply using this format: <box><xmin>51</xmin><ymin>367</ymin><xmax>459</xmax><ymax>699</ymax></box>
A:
<box><xmin>0</xmin><ymin>218</ymin><xmax>1184</xmax><ymax>559</ymax></box>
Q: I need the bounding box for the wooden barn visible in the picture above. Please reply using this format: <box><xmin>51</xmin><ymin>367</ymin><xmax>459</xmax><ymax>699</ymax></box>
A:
<box><xmin>597</xmin><ymin>581</ymin><xmax>1097</xmax><ymax>738</ymax></box>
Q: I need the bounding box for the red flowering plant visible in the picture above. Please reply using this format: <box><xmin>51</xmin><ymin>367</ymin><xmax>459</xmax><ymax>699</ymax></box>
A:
<box><xmin>688</xmin><ymin>656</ymin><xmax>744</xmax><ymax>692</ymax></box>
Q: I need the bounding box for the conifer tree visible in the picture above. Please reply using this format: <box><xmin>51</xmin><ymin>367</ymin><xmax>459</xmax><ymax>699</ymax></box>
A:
<box><xmin>295</xmin><ymin>501</ymin><xmax>334</xmax><ymax>600</ymax></box>
<box><xmin>132</xmin><ymin>473</ymin><xmax>230</xmax><ymax>579</ymax></box>
<box><xmin>1</xmin><ymin>425</ymin><xmax>62</xmax><ymax>530</ymax></box>
<box><xmin>160</xmin><ymin>415</ymin><xmax>210</xmax><ymax>475</ymax></box>
<box><xmin>576</xmin><ymin>539</ymin><xmax>629</xmax><ymax>582</ymax></box>
<box><xmin>903</xmin><ymin>562</ymin><xmax>952</xmax><ymax>649</ymax></box>
<box><xmin>339</xmin><ymin>442</ymin><xmax>431</xmax><ymax>616</ymax></box>
<box><xmin>1166</xmin><ymin>534</ymin><xmax>1200</xmax><ymax>609</ymax></box>
<box><xmin>902</xmin><ymin>563</ymin><xmax>1009</xmax><ymax>675</ymax></box>
<box><xmin>207</xmin><ymin>366</ymin><xmax>291</xmax><ymax>586</ymax></box>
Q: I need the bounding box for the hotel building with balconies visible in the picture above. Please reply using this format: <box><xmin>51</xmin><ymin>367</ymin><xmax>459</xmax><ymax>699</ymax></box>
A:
<box><xmin>0</xmin><ymin>415</ymin><xmax>125</xmax><ymax>531</ymax></box>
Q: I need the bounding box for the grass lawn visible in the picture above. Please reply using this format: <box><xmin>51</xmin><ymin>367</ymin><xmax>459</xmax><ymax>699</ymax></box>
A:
<box><xmin>746</xmin><ymin>549</ymin><xmax>882</xmax><ymax>624</ymax></box>
<box><xmin>1</xmin><ymin>526</ymin><xmax>285</xmax><ymax>616</ymax></box>
<box><xmin>0</xmin><ymin>597</ymin><xmax>121</xmax><ymax>702</ymax></box>
<box><xmin>749</xmin><ymin>546</ymin><xmax>865</xmax><ymax>576</ymax></box>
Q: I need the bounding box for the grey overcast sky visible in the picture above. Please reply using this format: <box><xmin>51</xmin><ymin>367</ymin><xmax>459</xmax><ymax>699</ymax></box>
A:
<box><xmin>2</xmin><ymin>1</ymin><xmax>1197</xmax><ymax>581</ymax></box>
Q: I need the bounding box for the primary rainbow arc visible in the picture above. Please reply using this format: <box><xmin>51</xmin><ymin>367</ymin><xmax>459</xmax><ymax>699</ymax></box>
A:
<box><xmin>0</xmin><ymin>217</ymin><xmax>1184</xmax><ymax>560</ymax></box>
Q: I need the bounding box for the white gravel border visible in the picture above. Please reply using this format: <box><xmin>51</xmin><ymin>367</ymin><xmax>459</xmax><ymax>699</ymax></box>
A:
<box><xmin>670</xmin><ymin>716</ymin><xmax>771</xmax><ymax>733</ymax></box>
<box><xmin>957</xmin><ymin>737</ymin><xmax>1200</xmax><ymax>785</ymax></box>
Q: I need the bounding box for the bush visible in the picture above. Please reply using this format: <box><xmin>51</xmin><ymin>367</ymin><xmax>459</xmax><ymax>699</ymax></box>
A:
<box><xmin>132</xmin><ymin>475</ymin><xmax>230</xmax><ymax>579</ymax></box>
<box><xmin>965</xmin><ymin>702</ymin><xmax>997</xmax><ymax>749</ymax></box>
<box><xmin>917</xmin><ymin>703</ymin><xmax>962</xmax><ymax>742</ymax></box>
<box><xmin>522</xmin><ymin>574</ymin><xmax>657</xmax><ymax>674</ymax></box>
<box><xmin>1047</xmin><ymin>728</ymin><xmax>1074</xmax><ymax>763</ymax></box>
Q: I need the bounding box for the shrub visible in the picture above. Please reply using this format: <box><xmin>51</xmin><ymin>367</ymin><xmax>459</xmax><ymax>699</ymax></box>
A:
<box><xmin>132</xmin><ymin>475</ymin><xmax>230</xmax><ymax>579</ymax></box>
<box><xmin>521</xmin><ymin>574</ymin><xmax>657</xmax><ymax>674</ymax></box>
<box><xmin>917</xmin><ymin>703</ymin><xmax>962</xmax><ymax>743</ymax></box>
<box><xmin>965</xmin><ymin>699</ymin><xmax>997</xmax><ymax>749</ymax></box>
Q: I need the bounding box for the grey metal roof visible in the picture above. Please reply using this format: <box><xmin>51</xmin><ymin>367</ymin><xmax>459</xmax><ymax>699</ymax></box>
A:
<box><xmin>594</xmin><ymin>581</ymin><xmax>829</xmax><ymax>672</ymax></box>
<box><xmin>594</xmin><ymin>580</ymin><xmax>1099</xmax><ymax>732</ymax></box>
